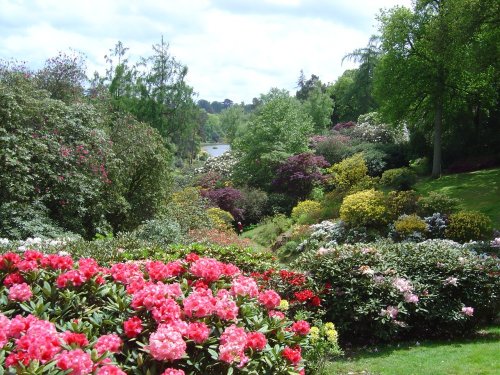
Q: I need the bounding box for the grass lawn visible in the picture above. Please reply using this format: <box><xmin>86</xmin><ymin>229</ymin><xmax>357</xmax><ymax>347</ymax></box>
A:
<box><xmin>325</xmin><ymin>326</ymin><xmax>500</xmax><ymax>375</ymax></box>
<box><xmin>414</xmin><ymin>168</ymin><xmax>500</xmax><ymax>228</ymax></box>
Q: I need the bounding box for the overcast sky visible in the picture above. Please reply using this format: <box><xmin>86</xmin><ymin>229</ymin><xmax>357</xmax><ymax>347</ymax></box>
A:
<box><xmin>0</xmin><ymin>0</ymin><xmax>411</xmax><ymax>103</ymax></box>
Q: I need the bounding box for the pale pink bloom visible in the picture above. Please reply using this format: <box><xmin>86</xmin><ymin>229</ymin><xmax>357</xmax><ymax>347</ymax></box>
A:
<box><xmin>393</xmin><ymin>278</ymin><xmax>413</xmax><ymax>293</ymax></box>
<box><xmin>189</xmin><ymin>258</ymin><xmax>224</xmax><ymax>282</ymax></box>
<box><xmin>230</xmin><ymin>275</ymin><xmax>259</xmax><ymax>298</ymax></box>
<box><xmin>443</xmin><ymin>277</ymin><xmax>458</xmax><ymax>286</ymax></box>
<box><xmin>404</xmin><ymin>293</ymin><xmax>419</xmax><ymax>304</ymax></box>
<box><xmin>183</xmin><ymin>288</ymin><xmax>216</xmax><ymax>318</ymax></box>
<box><xmin>462</xmin><ymin>306</ymin><xmax>474</xmax><ymax>316</ymax></box>
<box><xmin>56</xmin><ymin>349</ymin><xmax>93</xmax><ymax>375</ymax></box>
<box><xmin>8</xmin><ymin>282</ymin><xmax>32</xmax><ymax>302</ymax></box>
<box><xmin>94</xmin><ymin>334</ymin><xmax>122</xmax><ymax>355</ymax></box>
<box><xmin>161</xmin><ymin>369</ymin><xmax>185</xmax><ymax>375</ymax></box>
<box><xmin>258</xmin><ymin>290</ymin><xmax>281</xmax><ymax>309</ymax></box>
<box><xmin>381</xmin><ymin>306</ymin><xmax>399</xmax><ymax>319</ymax></box>
<box><xmin>148</xmin><ymin>326</ymin><xmax>186</xmax><ymax>361</ymax></box>
<box><xmin>219</xmin><ymin>325</ymin><xmax>248</xmax><ymax>366</ymax></box>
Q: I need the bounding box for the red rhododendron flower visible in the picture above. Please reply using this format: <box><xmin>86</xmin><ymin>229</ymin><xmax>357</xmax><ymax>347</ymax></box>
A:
<box><xmin>161</xmin><ymin>369</ymin><xmax>185</xmax><ymax>375</ymax></box>
<box><xmin>258</xmin><ymin>290</ymin><xmax>281</xmax><ymax>309</ymax></box>
<box><xmin>56</xmin><ymin>349</ymin><xmax>93</xmax><ymax>375</ymax></box>
<box><xmin>3</xmin><ymin>272</ymin><xmax>25</xmax><ymax>286</ymax></box>
<box><xmin>123</xmin><ymin>316</ymin><xmax>143</xmax><ymax>338</ymax></box>
<box><xmin>97</xmin><ymin>365</ymin><xmax>127</xmax><ymax>375</ymax></box>
<box><xmin>291</xmin><ymin>320</ymin><xmax>310</xmax><ymax>336</ymax></box>
<box><xmin>282</xmin><ymin>346</ymin><xmax>302</xmax><ymax>365</ymax></box>
<box><xmin>62</xmin><ymin>332</ymin><xmax>89</xmax><ymax>348</ymax></box>
<box><xmin>246</xmin><ymin>331</ymin><xmax>267</xmax><ymax>351</ymax></box>
<box><xmin>186</xmin><ymin>322</ymin><xmax>210</xmax><ymax>344</ymax></box>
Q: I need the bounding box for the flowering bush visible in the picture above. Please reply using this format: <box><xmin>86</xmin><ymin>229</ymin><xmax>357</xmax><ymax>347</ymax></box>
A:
<box><xmin>201</xmin><ymin>187</ymin><xmax>244</xmax><ymax>222</ymax></box>
<box><xmin>0</xmin><ymin>250</ymin><xmax>314</xmax><ymax>374</ymax></box>
<box><xmin>291</xmin><ymin>239</ymin><xmax>500</xmax><ymax>342</ymax></box>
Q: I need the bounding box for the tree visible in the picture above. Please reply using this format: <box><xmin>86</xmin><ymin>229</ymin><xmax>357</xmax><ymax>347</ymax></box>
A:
<box><xmin>375</xmin><ymin>0</ymin><xmax>499</xmax><ymax>177</ymax></box>
<box><xmin>302</xmin><ymin>81</ymin><xmax>334</xmax><ymax>132</ymax></box>
<box><xmin>219</xmin><ymin>105</ymin><xmax>249</xmax><ymax>144</ymax></box>
<box><xmin>272</xmin><ymin>153</ymin><xmax>330</xmax><ymax>200</ymax></box>
<box><xmin>233</xmin><ymin>90</ymin><xmax>314</xmax><ymax>189</ymax></box>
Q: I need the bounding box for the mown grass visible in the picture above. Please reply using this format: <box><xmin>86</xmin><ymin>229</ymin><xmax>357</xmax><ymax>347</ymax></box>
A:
<box><xmin>414</xmin><ymin>168</ymin><xmax>500</xmax><ymax>228</ymax></box>
<box><xmin>325</xmin><ymin>326</ymin><xmax>500</xmax><ymax>375</ymax></box>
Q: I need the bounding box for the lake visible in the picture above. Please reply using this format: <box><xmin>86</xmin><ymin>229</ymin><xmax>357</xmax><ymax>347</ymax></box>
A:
<box><xmin>201</xmin><ymin>144</ymin><xmax>231</xmax><ymax>158</ymax></box>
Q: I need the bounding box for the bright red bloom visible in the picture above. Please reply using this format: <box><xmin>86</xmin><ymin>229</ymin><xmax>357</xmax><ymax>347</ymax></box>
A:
<box><xmin>62</xmin><ymin>332</ymin><xmax>89</xmax><ymax>348</ymax></box>
<box><xmin>294</xmin><ymin>289</ymin><xmax>315</xmax><ymax>302</ymax></box>
<box><xmin>186</xmin><ymin>322</ymin><xmax>210</xmax><ymax>344</ymax></box>
<box><xmin>185</xmin><ymin>253</ymin><xmax>200</xmax><ymax>262</ymax></box>
<box><xmin>282</xmin><ymin>346</ymin><xmax>302</xmax><ymax>365</ymax></box>
<box><xmin>124</xmin><ymin>316</ymin><xmax>143</xmax><ymax>338</ymax></box>
<box><xmin>56</xmin><ymin>270</ymin><xmax>86</xmax><ymax>288</ymax></box>
<box><xmin>3</xmin><ymin>272</ymin><xmax>25</xmax><ymax>286</ymax></box>
<box><xmin>246</xmin><ymin>331</ymin><xmax>267</xmax><ymax>351</ymax></box>
<box><xmin>291</xmin><ymin>320</ymin><xmax>310</xmax><ymax>336</ymax></box>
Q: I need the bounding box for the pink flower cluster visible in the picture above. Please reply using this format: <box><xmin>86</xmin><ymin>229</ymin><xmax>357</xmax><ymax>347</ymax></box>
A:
<box><xmin>0</xmin><ymin>313</ymin><xmax>127</xmax><ymax>374</ymax></box>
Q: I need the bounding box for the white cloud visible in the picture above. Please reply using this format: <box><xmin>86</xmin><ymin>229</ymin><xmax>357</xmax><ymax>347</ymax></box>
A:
<box><xmin>0</xmin><ymin>0</ymin><xmax>411</xmax><ymax>103</ymax></box>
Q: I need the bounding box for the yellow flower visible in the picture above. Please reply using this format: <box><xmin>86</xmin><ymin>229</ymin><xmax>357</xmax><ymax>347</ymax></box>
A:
<box><xmin>324</xmin><ymin>322</ymin><xmax>336</xmax><ymax>331</ymax></box>
<box><xmin>279</xmin><ymin>299</ymin><xmax>289</xmax><ymax>311</ymax></box>
<box><xmin>309</xmin><ymin>326</ymin><xmax>320</xmax><ymax>342</ymax></box>
<box><xmin>326</xmin><ymin>329</ymin><xmax>338</xmax><ymax>343</ymax></box>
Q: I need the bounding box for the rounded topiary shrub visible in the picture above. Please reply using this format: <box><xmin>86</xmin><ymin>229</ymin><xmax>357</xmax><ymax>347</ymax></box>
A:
<box><xmin>340</xmin><ymin>189</ymin><xmax>388</xmax><ymax>227</ymax></box>
<box><xmin>291</xmin><ymin>200</ymin><xmax>322</xmax><ymax>224</ymax></box>
<box><xmin>206</xmin><ymin>207</ymin><xmax>234</xmax><ymax>232</ymax></box>
<box><xmin>445</xmin><ymin>211</ymin><xmax>492</xmax><ymax>242</ymax></box>
<box><xmin>417</xmin><ymin>191</ymin><xmax>460</xmax><ymax>216</ymax></box>
<box><xmin>380</xmin><ymin>167</ymin><xmax>416</xmax><ymax>190</ymax></box>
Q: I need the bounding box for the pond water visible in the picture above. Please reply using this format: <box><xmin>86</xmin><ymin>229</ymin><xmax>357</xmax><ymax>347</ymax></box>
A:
<box><xmin>201</xmin><ymin>143</ymin><xmax>231</xmax><ymax>158</ymax></box>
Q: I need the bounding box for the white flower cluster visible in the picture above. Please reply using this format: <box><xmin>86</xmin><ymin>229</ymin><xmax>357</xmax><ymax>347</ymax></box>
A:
<box><xmin>195</xmin><ymin>151</ymin><xmax>239</xmax><ymax>178</ymax></box>
<box><xmin>0</xmin><ymin>237</ymin><xmax>73</xmax><ymax>251</ymax></box>
<box><xmin>298</xmin><ymin>220</ymin><xmax>345</xmax><ymax>252</ymax></box>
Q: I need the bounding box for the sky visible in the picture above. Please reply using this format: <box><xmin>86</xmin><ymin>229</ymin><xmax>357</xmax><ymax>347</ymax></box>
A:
<box><xmin>0</xmin><ymin>0</ymin><xmax>412</xmax><ymax>103</ymax></box>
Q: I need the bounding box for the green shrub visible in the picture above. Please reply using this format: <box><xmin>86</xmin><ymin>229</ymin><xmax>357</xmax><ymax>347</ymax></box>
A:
<box><xmin>417</xmin><ymin>191</ymin><xmax>461</xmax><ymax>216</ymax></box>
<box><xmin>163</xmin><ymin>187</ymin><xmax>211</xmax><ymax>232</ymax></box>
<box><xmin>380</xmin><ymin>167</ymin><xmax>417</xmax><ymax>190</ymax></box>
<box><xmin>410</xmin><ymin>157</ymin><xmax>431</xmax><ymax>176</ymax></box>
<box><xmin>340</xmin><ymin>189</ymin><xmax>388</xmax><ymax>227</ymax></box>
<box><xmin>386</xmin><ymin>190</ymin><xmax>419</xmax><ymax>219</ymax></box>
<box><xmin>236</xmin><ymin>187</ymin><xmax>269</xmax><ymax>224</ymax></box>
<box><xmin>328</xmin><ymin>153</ymin><xmax>369</xmax><ymax>191</ymax></box>
<box><xmin>291</xmin><ymin>239</ymin><xmax>500</xmax><ymax>342</ymax></box>
<box><xmin>291</xmin><ymin>200</ymin><xmax>322</xmax><ymax>224</ymax></box>
<box><xmin>132</xmin><ymin>217</ymin><xmax>185</xmax><ymax>247</ymax></box>
<box><xmin>394</xmin><ymin>214</ymin><xmax>428</xmax><ymax>239</ymax></box>
<box><xmin>445</xmin><ymin>211</ymin><xmax>493</xmax><ymax>242</ymax></box>
<box><xmin>320</xmin><ymin>190</ymin><xmax>344</xmax><ymax>219</ymax></box>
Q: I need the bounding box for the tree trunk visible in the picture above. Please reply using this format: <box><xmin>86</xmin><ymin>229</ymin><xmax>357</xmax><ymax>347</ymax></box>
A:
<box><xmin>432</xmin><ymin>96</ymin><xmax>443</xmax><ymax>178</ymax></box>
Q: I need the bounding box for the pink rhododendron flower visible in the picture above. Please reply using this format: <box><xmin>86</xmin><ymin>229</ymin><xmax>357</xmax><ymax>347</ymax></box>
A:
<box><xmin>97</xmin><ymin>365</ymin><xmax>127</xmax><ymax>375</ymax></box>
<box><xmin>56</xmin><ymin>270</ymin><xmax>87</xmax><ymax>288</ymax></box>
<box><xmin>258</xmin><ymin>290</ymin><xmax>281</xmax><ymax>309</ymax></box>
<box><xmin>404</xmin><ymin>293</ymin><xmax>419</xmax><ymax>304</ymax></box>
<box><xmin>189</xmin><ymin>258</ymin><xmax>223</xmax><ymax>282</ymax></box>
<box><xmin>78</xmin><ymin>258</ymin><xmax>101</xmax><ymax>278</ymax></box>
<box><xmin>148</xmin><ymin>326</ymin><xmax>186</xmax><ymax>361</ymax></box>
<box><xmin>231</xmin><ymin>275</ymin><xmax>259</xmax><ymax>298</ymax></box>
<box><xmin>245</xmin><ymin>331</ymin><xmax>267</xmax><ymax>351</ymax></box>
<box><xmin>186</xmin><ymin>322</ymin><xmax>210</xmax><ymax>344</ymax></box>
<box><xmin>123</xmin><ymin>316</ymin><xmax>143</xmax><ymax>338</ymax></box>
<box><xmin>291</xmin><ymin>320</ymin><xmax>311</xmax><ymax>336</ymax></box>
<box><xmin>56</xmin><ymin>349</ymin><xmax>93</xmax><ymax>375</ymax></box>
<box><xmin>94</xmin><ymin>334</ymin><xmax>122</xmax><ymax>355</ymax></box>
<box><xmin>40</xmin><ymin>254</ymin><xmax>73</xmax><ymax>270</ymax></box>
<box><xmin>183</xmin><ymin>288</ymin><xmax>216</xmax><ymax>318</ymax></box>
<box><xmin>185</xmin><ymin>253</ymin><xmax>199</xmax><ymax>262</ymax></box>
<box><xmin>8</xmin><ymin>282</ymin><xmax>32</xmax><ymax>302</ymax></box>
<box><xmin>0</xmin><ymin>314</ymin><xmax>10</xmax><ymax>348</ymax></box>
<box><xmin>380</xmin><ymin>306</ymin><xmax>399</xmax><ymax>319</ymax></box>
<box><xmin>16</xmin><ymin>259</ymin><xmax>39</xmax><ymax>272</ymax></box>
<box><xmin>219</xmin><ymin>324</ymin><xmax>248</xmax><ymax>366</ymax></box>
<box><xmin>151</xmin><ymin>298</ymin><xmax>182</xmax><ymax>324</ymax></box>
<box><xmin>161</xmin><ymin>369</ymin><xmax>185</xmax><ymax>375</ymax></box>
<box><xmin>462</xmin><ymin>306</ymin><xmax>474</xmax><ymax>316</ymax></box>
<box><xmin>393</xmin><ymin>278</ymin><xmax>413</xmax><ymax>293</ymax></box>
<box><xmin>215</xmin><ymin>289</ymin><xmax>239</xmax><ymax>320</ymax></box>
<box><xmin>110</xmin><ymin>262</ymin><xmax>142</xmax><ymax>284</ymax></box>
<box><xmin>16</xmin><ymin>320</ymin><xmax>61</xmax><ymax>363</ymax></box>
<box><xmin>131</xmin><ymin>282</ymin><xmax>182</xmax><ymax>311</ymax></box>
<box><xmin>269</xmin><ymin>310</ymin><xmax>286</xmax><ymax>319</ymax></box>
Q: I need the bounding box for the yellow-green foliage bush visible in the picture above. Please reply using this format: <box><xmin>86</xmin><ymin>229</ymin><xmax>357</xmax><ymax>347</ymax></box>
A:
<box><xmin>207</xmin><ymin>207</ymin><xmax>234</xmax><ymax>232</ymax></box>
<box><xmin>340</xmin><ymin>189</ymin><xmax>388</xmax><ymax>227</ymax></box>
<box><xmin>328</xmin><ymin>153</ymin><xmax>369</xmax><ymax>191</ymax></box>
<box><xmin>394</xmin><ymin>214</ymin><xmax>427</xmax><ymax>237</ymax></box>
<box><xmin>380</xmin><ymin>167</ymin><xmax>416</xmax><ymax>190</ymax></box>
<box><xmin>291</xmin><ymin>200</ymin><xmax>322</xmax><ymax>224</ymax></box>
<box><xmin>445</xmin><ymin>211</ymin><xmax>492</xmax><ymax>242</ymax></box>
<box><xmin>387</xmin><ymin>190</ymin><xmax>418</xmax><ymax>219</ymax></box>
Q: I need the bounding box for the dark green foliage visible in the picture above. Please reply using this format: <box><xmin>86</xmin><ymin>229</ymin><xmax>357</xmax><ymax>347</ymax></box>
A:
<box><xmin>380</xmin><ymin>167</ymin><xmax>417</xmax><ymax>190</ymax></box>
<box><xmin>417</xmin><ymin>192</ymin><xmax>461</xmax><ymax>216</ymax></box>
